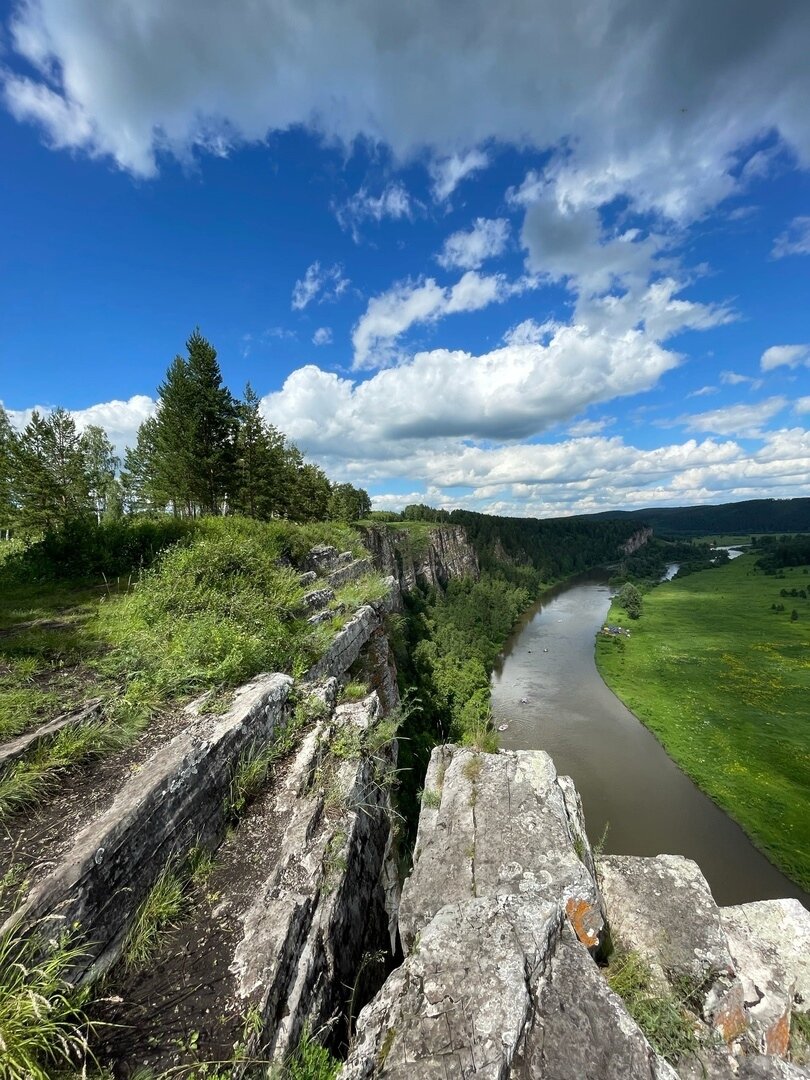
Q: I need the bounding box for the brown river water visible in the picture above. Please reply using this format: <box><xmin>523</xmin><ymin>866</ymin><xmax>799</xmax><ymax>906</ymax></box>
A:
<box><xmin>490</xmin><ymin>567</ymin><xmax>810</xmax><ymax>908</ymax></box>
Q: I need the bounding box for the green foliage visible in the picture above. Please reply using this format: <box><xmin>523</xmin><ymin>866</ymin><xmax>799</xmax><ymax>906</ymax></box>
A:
<box><xmin>328</xmin><ymin>483</ymin><xmax>371</xmax><ymax>523</ymax></box>
<box><xmin>618</xmin><ymin>582</ymin><xmax>643</xmax><ymax>619</ymax></box>
<box><xmin>339</xmin><ymin>681</ymin><xmax>370</xmax><ymax>703</ymax></box>
<box><xmin>95</xmin><ymin>519</ymin><xmax>310</xmax><ymax>702</ymax></box>
<box><xmin>275</xmin><ymin>1026</ymin><xmax>341</xmax><ymax>1080</ymax></box>
<box><xmin>122</xmin><ymin>860</ymin><xmax>187</xmax><ymax>971</ymax></box>
<box><xmin>0</xmin><ymin>882</ymin><xmax>98</xmax><ymax>1080</ymax></box>
<box><xmin>606</xmin><ymin>950</ymin><xmax>699</xmax><ymax>1064</ymax></box>
<box><xmin>597</xmin><ymin>554</ymin><xmax>810</xmax><ymax>889</ymax></box>
<box><xmin>0</xmin><ymin>719</ymin><xmax>131</xmax><ymax>823</ymax></box>
<box><xmin>791</xmin><ymin>1010</ymin><xmax>810</xmax><ymax>1066</ymax></box>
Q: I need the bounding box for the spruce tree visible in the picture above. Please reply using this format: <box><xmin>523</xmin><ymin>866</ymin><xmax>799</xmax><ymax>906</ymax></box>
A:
<box><xmin>154</xmin><ymin>355</ymin><xmax>197</xmax><ymax>514</ymax></box>
<box><xmin>0</xmin><ymin>405</ymin><xmax>16</xmax><ymax>535</ymax></box>
<box><xmin>233</xmin><ymin>383</ymin><xmax>287</xmax><ymax>519</ymax></box>
<box><xmin>12</xmin><ymin>408</ymin><xmax>91</xmax><ymax>532</ymax></box>
<box><xmin>122</xmin><ymin>416</ymin><xmax>163</xmax><ymax>514</ymax></box>
<box><xmin>185</xmin><ymin>330</ymin><xmax>236</xmax><ymax>515</ymax></box>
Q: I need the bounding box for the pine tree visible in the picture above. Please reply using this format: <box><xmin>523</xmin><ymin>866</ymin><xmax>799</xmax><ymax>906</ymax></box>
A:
<box><xmin>185</xmin><ymin>330</ymin><xmax>236</xmax><ymax>515</ymax></box>
<box><xmin>328</xmin><ymin>482</ymin><xmax>372</xmax><ymax>522</ymax></box>
<box><xmin>122</xmin><ymin>416</ymin><xmax>163</xmax><ymax>514</ymax></box>
<box><xmin>153</xmin><ymin>355</ymin><xmax>197</xmax><ymax>515</ymax></box>
<box><xmin>233</xmin><ymin>383</ymin><xmax>288</xmax><ymax>519</ymax></box>
<box><xmin>0</xmin><ymin>405</ymin><xmax>16</xmax><ymax>535</ymax></box>
<box><xmin>11</xmin><ymin>408</ymin><xmax>91</xmax><ymax>532</ymax></box>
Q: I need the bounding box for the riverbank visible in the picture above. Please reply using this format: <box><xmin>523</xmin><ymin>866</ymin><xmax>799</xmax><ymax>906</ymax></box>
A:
<box><xmin>596</xmin><ymin>554</ymin><xmax>810</xmax><ymax>892</ymax></box>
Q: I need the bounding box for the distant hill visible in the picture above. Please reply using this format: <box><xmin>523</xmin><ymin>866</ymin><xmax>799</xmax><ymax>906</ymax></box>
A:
<box><xmin>581</xmin><ymin>498</ymin><xmax>810</xmax><ymax>537</ymax></box>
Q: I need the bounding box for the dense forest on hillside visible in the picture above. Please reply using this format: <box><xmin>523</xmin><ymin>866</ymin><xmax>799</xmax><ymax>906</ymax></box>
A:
<box><xmin>583</xmin><ymin>498</ymin><xmax>810</xmax><ymax>537</ymax></box>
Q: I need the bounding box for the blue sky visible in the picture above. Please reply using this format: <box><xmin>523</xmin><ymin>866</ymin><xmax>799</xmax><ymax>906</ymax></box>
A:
<box><xmin>1</xmin><ymin>1</ymin><xmax>809</xmax><ymax>516</ymax></box>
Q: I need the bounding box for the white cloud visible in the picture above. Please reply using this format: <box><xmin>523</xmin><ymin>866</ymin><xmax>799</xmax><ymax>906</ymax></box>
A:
<box><xmin>437</xmin><ymin>217</ymin><xmax>509</xmax><ymax>270</ymax></box>
<box><xmin>719</xmin><ymin>370</ymin><xmax>763</xmax><ymax>389</ymax></box>
<box><xmin>772</xmin><ymin>216</ymin><xmax>810</xmax><ymax>258</ymax></box>
<box><xmin>312</xmin><ymin>326</ymin><xmax>332</xmax><ymax>346</ymax></box>
<box><xmin>502</xmin><ymin>319</ymin><xmax>558</xmax><ymax>347</ymax></box>
<box><xmin>795</xmin><ymin>397</ymin><xmax>810</xmax><ymax>414</ymax></box>
<box><xmin>429</xmin><ymin>150</ymin><xmax>490</xmax><ymax>201</ymax></box>
<box><xmin>7</xmin><ymin>2</ymin><xmax>809</xmax><ymax>222</ymax></box>
<box><xmin>677</xmin><ymin>397</ymin><xmax>788</xmax><ymax>438</ymax></box>
<box><xmin>351</xmin><ymin>270</ymin><xmax>533</xmax><ymax>369</ymax></box>
<box><xmin>291</xmin><ymin>262</ymin><xmax>349</xmax><ymax>310</ymax></box>
<box><xmin>335</xmin><ymin>182</ymin><xmax>414</xmax><ymax>240</ymax></box>
<box><xmin>761</xmin><ymin>344</ymin><xmax>810</xmax><ymax>371</ymax></box>
<box><xmin>567</xmin><ymin>417</ymin><xmax>615</xmax><ymax>436</ymax></box>
<box><xmin>687</xmin><ymin>385</ymin><xmax>719</xmax><ymax>398</ymax></box>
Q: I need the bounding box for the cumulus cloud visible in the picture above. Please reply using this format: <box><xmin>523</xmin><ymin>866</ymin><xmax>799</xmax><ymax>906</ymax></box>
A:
<box><xmin>351</xmin><ymin>270</ymin><xmax>535</xmax><ymax>369</ymax></box>
<box><xmin>291</xmin><ymin>262</ymin><xmax>349</xmax><ymax>310</ymax></box>
<box><xmin>772</xmin><ymin>216</ymin><xmax>810</xmax><ymax>258</ymax></box>
<box><xmin>312</xmin><ymin>326</ymin><xmax>332</xmax><ymax>346</ymax></box>
<box><xmin>761</xmin><ymin>344</ymin><xmax>810</xmax><ymax>371</ymax></box>
<box><xmin>335</xmin><ymin>182</ymin><xmax>414</xmax><ymax>241</ymax></box>
<box><xmin>437</xmin><ymin>217</ymin><xmax>510</xmax><ymax>270</ymax></box>
<box><xmin>5</xmin><ymin>2</ymin><xmax>810</xmax><ymax>222</ymax></box>
<box><xmin>429</xmin><ymin>150</ymin><xmax>490</xmax><ymax>201</ymax></box>
<box><xmin>677</xmin><ymin>397</ymin><xmax>788</xmax><ymax>437</ymax></box>
<box><xmin>795</xmin><ymin>396</ymin><xmax>810</xmax><ymax>414</ymax></box>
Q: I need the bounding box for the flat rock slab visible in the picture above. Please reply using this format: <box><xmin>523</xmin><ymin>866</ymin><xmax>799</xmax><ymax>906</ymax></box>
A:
<box><xmin>305</xmin><ymin>603</ymin><xmax>383</xmax><ymax>682</ymax></box>
<box><xmin>0</xmin><ymin>698</ymin><xmax>102</xmax><ymax>771</ymax></box>
<box><xmin>719</xmin><ymin>899</ymin><xmax>810</xmax><ymax>1056</ymax></box>
<box><xmin>2</xmin><ymin>673</ymin><xmax>293</xmax><ymax>981</ymax></box>
<box><xmin>599</xmin><ymin>855</ymin><xmax>744</xmax><ymax>1041</ymax></box>
<box><xmin>342</xmin><ymin>897</ymin><xmax>675</xmax><ymax>1080</ymax></box>
<box><xmin>399</xmin><ymin>746</ymin><xmax>603</xmax><ymax>955</ymax></box>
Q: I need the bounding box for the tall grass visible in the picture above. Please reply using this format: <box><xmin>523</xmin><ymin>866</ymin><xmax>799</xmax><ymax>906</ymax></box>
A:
<box><xmin>0</xmin><ymin>899</ymin><xmax>97</xmax><ymax>1080</ymax></box>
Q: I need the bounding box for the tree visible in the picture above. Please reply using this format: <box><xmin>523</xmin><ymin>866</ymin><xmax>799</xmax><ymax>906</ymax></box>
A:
<box><xmin>153</xmin><ymin>354</ymin><xmax>197</xmax><ymax>514</ymax></box>
<box><xmin>0</xmin><ymin>405</ymin><xmax>16</xmax><ymax>535</ymax></box>
<box><xmin>328</xmin><ymin>482</ymin><xmax>372</xmax><ymax>522</ymax></box>
<box><xmin>121</xmin><ymin>416</ymin><xmax>164</xmax><ymax>514</ymax></box>
<box><xmin>233</xmin><ymin>383</ymin><xmax>289</xmax><ymax>519</ymax></box>
<box><xmin>618</xmin><ymin>582</ymin><xmax>643</xmax><ymax>620</ymax></box>
<box><xmin>185</xmin><ymin>330</ymin><xmax>236</xmax><ymax>514</ymax></box>
<box><xmin>11</xmin><ymin>408</ymin><xmax>92</xmax><ymax>532</ymax></box>
<box><xmin>81</xmin><ymin>425</ymin><xmax>119</xmax><ymax>523</ymax></box>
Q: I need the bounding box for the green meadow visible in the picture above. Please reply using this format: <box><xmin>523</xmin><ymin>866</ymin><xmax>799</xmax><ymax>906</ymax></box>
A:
<box><xmin>596</xmin><ymin>554</ymin><xmax>810</xmax><ymax>890</ymax></box>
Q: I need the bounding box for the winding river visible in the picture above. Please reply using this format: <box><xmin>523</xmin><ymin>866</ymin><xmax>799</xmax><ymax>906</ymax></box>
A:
<box><xmin>490</xmin><ymin>565</ymin><xmax>810</xmax><ymax>908</ymax></box>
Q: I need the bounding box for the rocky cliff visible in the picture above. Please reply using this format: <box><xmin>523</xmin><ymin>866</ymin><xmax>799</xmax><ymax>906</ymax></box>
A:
<box><xmin>360</xmin><ymin>524</ymin><xmax>480</xmax><ymax>591</ymax></box>
<box><xmin>343</xmin><ymin>746</ymin><xmax>810</xmax><ymax>1079</ymax></box>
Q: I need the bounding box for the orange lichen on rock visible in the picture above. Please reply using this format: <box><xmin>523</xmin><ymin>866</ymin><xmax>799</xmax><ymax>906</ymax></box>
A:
<box><xmin>565</xmin><ymin>897</ymin><xmax>601</xmax><ymax>948</ymax></box>
<box><xmin>763</xmin><ymin>1008</ymin><xmax>791</xmax><ymax>1057</ymax></box>
<box><xmin>711</xmin><ymin>983</ymin><xmax>748</xmax><ymax>1044</ymax></box>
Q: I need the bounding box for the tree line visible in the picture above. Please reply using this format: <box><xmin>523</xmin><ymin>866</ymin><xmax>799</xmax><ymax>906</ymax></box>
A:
<box><xmin>0</xmin><ymin>331</ymin><xmax>371</xmax><ymax>535</ymax></box>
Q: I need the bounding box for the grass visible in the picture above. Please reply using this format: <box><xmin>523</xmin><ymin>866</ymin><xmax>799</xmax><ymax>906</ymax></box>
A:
<box><xmin>0</xmin><ymin>878</ymin><xmax>98</xmax><ymax>1080</ymax></box>
<box><xmin>0</xmin><ymin>519</ymin><xmax>372</xmax><ymax>820</ymax></box>
<box><xmin>122</xmin><ymin>860</ymin><xmax>188</xmax><ymax>972</ymax></box>
<box><xmin>0</xmin><ymin>718</ymin><xmax>132</xmax><ymax>820</ymax></box>
<box><xmin>605</xmin><ymin>950</ymin><xmax>699</xmax><ymax>1064</ymax></box>
<box><xmin>791</xmin><ymin>1010</ymin><xmax>810</xmax><ymax>1066</ymax></box>
<box><xmin>596</xmin><ymin>554</ymin><xmax>810</xmax><ymax>889</ymax></box>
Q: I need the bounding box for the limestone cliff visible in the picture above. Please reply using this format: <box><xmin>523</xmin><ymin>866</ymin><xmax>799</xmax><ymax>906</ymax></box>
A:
<box><xmin>360</xmin><ymin>524</ymin><xmax>479</xmax><ymax>591</ymax></box>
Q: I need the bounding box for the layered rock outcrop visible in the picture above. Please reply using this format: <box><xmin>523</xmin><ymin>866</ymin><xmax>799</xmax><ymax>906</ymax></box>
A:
<box><xmin>360</xmin><ymin>524</ymin><xmax>479</xmax><ymax>591</ymax></box>
<box><xmin>345</xmin><ymin>746</ymin><xmax>810</xmax><ymax>1079</ymax></box>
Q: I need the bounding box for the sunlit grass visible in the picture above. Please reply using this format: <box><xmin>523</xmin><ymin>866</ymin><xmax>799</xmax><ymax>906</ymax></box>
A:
<box><xmin>597</xmin><ymin>554</ymin><xmax>810</xmax><ymax>889</ymax></box>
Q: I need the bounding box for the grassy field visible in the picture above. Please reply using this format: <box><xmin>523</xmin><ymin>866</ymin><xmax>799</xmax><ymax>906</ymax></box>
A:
<box><xmin>596</xmin><ymin>554</ymin><xmax>810</xmax><ymax>890</ymax></box>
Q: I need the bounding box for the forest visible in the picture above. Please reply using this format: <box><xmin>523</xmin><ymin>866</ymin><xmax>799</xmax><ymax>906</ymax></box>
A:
<box><xmin>0</xmin><ymin>330</ymin><xmax>371</xmax><ymax>545</ymax></box>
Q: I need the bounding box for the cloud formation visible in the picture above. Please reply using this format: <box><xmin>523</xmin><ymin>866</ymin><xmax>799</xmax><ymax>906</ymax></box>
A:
<box><xmin>437</xmin><ymin>217</ymin><xmax>510</xmax><ymax>270</ymax></box>
<box><xmin>291</xmin><ymin>262</ymin><xmax>349</xmax><ymax>310</ymax></box>
<box><xmin>5</xmin><ymin>1</ymin><xmax>810</xmax><ymax>222</ymax></box>
<box><xmin>335</xmin><ymin>182</ymin><xmax>414</xmax><ymax>241</ymax></box>
<box><xmin>351</xmin><ymin>270</ymin><xmax>534</xmax><ymax>369</ymax></box>
<box><xmin>761</xmin><ymin>344</ymin><xmax>810</xmax><ymax>371</ymax></box>
<box><xmin>772</xmin><ymin>216</ymin><xmax>810</xmax><ymax>258</ymax></box>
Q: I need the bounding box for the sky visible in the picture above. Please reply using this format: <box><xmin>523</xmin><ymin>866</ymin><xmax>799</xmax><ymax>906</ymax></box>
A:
<box><xmin>1</xmin><ymin>0</ymin><xmax>809</xmax><ymax>518</ymax></box>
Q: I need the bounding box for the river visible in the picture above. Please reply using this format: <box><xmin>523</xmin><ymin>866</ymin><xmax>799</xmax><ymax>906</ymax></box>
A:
<box><xmin>490</xmin><ymin>566</ymin><xmax>809</xmax><ymax>908</ymax></box>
